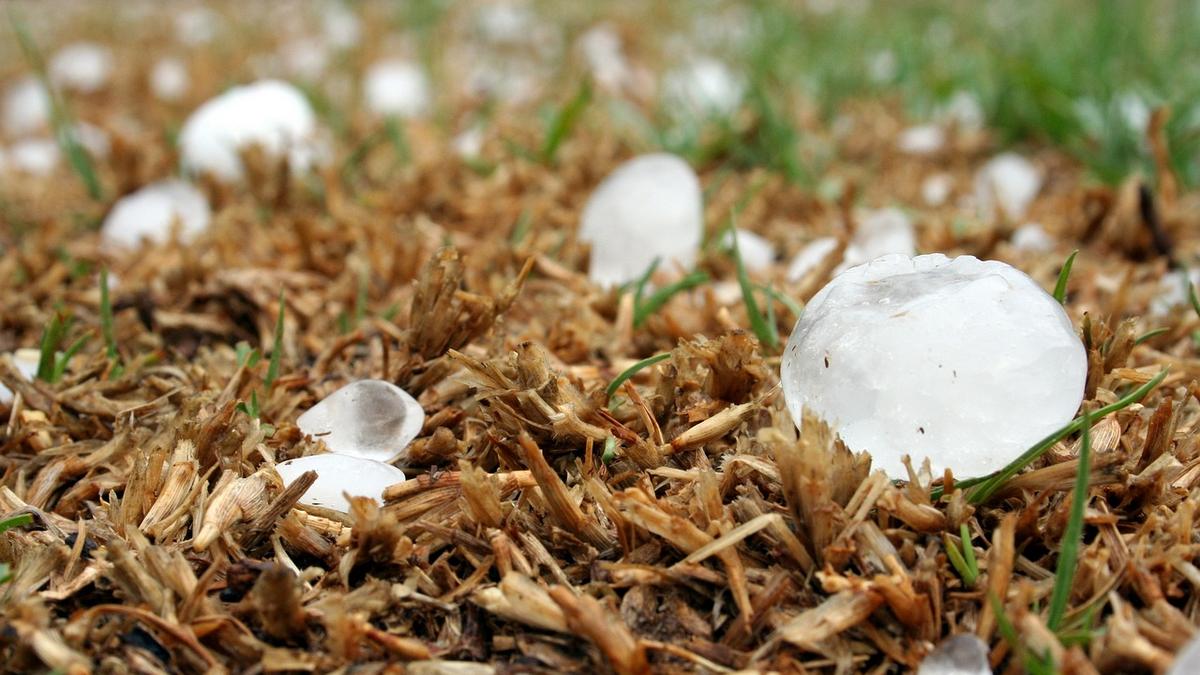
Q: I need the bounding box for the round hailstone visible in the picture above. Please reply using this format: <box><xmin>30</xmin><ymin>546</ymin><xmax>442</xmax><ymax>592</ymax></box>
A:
<box><xmin>787</xmin><ymin>236</ymin><xmax>839</xmax><ymax>282</ymax></box>
<box><xmin>721</xmin><ymin>228</ymin><xmax>776</xmax><ymax>272</ymax></box>
<box><xmin>897</xmin><ymin>124</ymin><xmax>945</xmax><ymax>155</ymax></box>
<box><xmin>1011</xmin><ymin>223</ymin><xmax>1054</xmax><ymax>253</ymax></box>
<box><xmin>578</xmin><ymin>24</ymin><xmax>631</xmax><ymax>92</ymax></box>
<box><xmin>322</xmin><ymin>3</ymin><xmax>361</xmax><ymax>49</ymax></box>
<box><xmin>151</xmin><ymin>58</ymin><xmax>189</xmax><ymax>101</ymax></box>
<box><xmin>276</xmin><ymin>454</ymin><xmax>406</xmax><ymax>513</ymax></box>
<box><xmin>364</xmin><ymin>60</ymin><xmax>431</xmax><ymax>118</ymax></box>
<box><xmin>917</xmin><ymin>634</ymin><xmax>990</xmax><ymax>675</ymax></box>
<box><xmin>4</xmin><ymin>77</ymin><xmax>50</xmax><ymax>136</ymax></box>
<box><xmin>781</xmin><ymin>253</ymin><xmax>1086</xmax><ymax>478</ymax></box>
<box><xmin>938</xmin><ymin>90</ymin><xmax>985</xmax><ymax>132</ymax></box>
<box><xmin>101</xmin><ymin>180</ymin><xmax>212</xmax><ymax>249</ymax></box>
<box><xmin>8</xmin><ymin>138</ymin><xmax>59</xmax><ymax>176</ymax></box>
<box><xmin>579</xmin><ymin>153</ymin><xmax>703</xmax><ymax>288</ymax></box>
<box><xmin>179</xmin><ymin>79</ymin><xmax>323</xmax><ymax>181</ymax></box>
<box><xmin>0</xmin><ymin>348</ymin><xmax>42</xmax><ymax>406</ymax></box>
<box><xmin>175</xmin><ymin>6</ymin><xmax>219</xmax><ymax>45</ymax></box>
<box><xmin>1150</xmin><ymin>268</ymin><xmax>1200</xmax><ymax>317</ymax></box>
<box><xmin>662</xmin><ymin>57</ymin><xmax>744</xmax><ymax>118</ymax></box>
<box><xmin>922</xmin><ymin>173</ymin><xmax>953</xmax><ymax>207</ymax></box>
<box><xmin>975</xmin><ymin>153</ymin><xmax>1042</xmax><ymax>222</ymax></box>
<box><xmin>839</xmin><ymin>207</ymin><xmax>916</xmax><ymax>272</ymax></box>
<box><xmin>296</xmin><ymin>379</ymin><xmax>425</xmax><ymax>463</ymax></box>
<box><xmin>49</xmin><ymin>43</ymin><xmax>113</xmax><ymax>93</ymax></box>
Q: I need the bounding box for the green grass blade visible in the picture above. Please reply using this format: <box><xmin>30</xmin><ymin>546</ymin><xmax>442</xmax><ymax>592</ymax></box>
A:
<box><xmin>53</xmin><ymin>333</ymin><xmax>90</xmax><ymax>382</ymax></box>
<box><xmin>732</xmin><ymin>225</ymin><xmax>778</xmax><ymax>348</ymax></box>
<box><xmin>628</xmin><ymin>257</ymin><xmax>661</xmax><ymax>307</ymax></box>
<box><xmin>540</xmin><ymin>80</ymin><xmax>592</xmax><ymax>163</ymax></box>
<box><xmin>0</xmin><ymin>513</ymin><xmax>33</xmax><ymax>535</ymax></box>
<box><xmin>266</xmin><ymin>293</ymin><xmax>285</xmax><ymax>388</ymax></box>
<box><xmin>633</xmin><ymin>270</ymin><xmax>709</xmax><ymax>328</ymax></box>
<box><xmin>1047</xmin><ymin>409</ymin><xmax>1091</xmax><ymax>631</ymax></box>
<box><xmin>943</xmin><ymin>533</ymin><xmax>976</xmax><ymax>586</ymax></box>
<box><xmin>9</xmin><ymin>10</ymin><xmax>103</xmax><ymax>201</ymax></box>
<box><xmin>0</xmin><ymin>562</ymin><xmax>9</xmax><ymax>584</ymax></box>
<box><xmin>385</xmin><ymin>116</ymin><xmax>412</xmax><ymax>166</ymax></box>
<box><xmin>35</xmin><ymin>313</ymin><xmax>69</xmax><ymax>382</ymax></box>
<box><xmin>756</xmin><ymin>283</ymin><xmax>803</xmax><ymax>318</ymax></box>
<box><xmin>1134</xmin><ymin>327</ymin><xmax>1168</xmax><ymax>345</ymax></box>
<box><xmin>965</xmin><ymin>369</ymin><xmax>1166</xmax><ymax>504</ymax></box>
<box><xmin>1188</xmin><ymin>274</ymin><xmax>1200</xmax><ymax>320</ymax></box>
<box><xmin>1053</xmin><ymin>249</ymin><xmax>1079</xmax><ymax>305</ymax></box>
<box><xmin>960</xmin><ymin>523</ymin><xmax>979</xmax><ymax>581</ymax></box>
<box><xmin>601</xmin><ymin>435</ymin><xmax>617</xmax><ymax>464</ymax></box>
<box><xmin>509</xmin><ymin>210</ymin><xmax>533</xmax><ymax>245</ymax></box>
<box><xmin>606</xmin><ymin>353</ymin><xmax>670</xmax><ymax>399</ymax></box>
<box><xmin>99</xmin><ymin>269</ymin><xmax>121</xmax><ymax>376</ymax></box>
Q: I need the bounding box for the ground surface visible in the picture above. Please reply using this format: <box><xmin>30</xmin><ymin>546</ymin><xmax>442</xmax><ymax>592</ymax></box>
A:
<box><xmin>1</xmin><ymin>2</ymin><xmax>1200</xmax><ymax>674</ymax></box>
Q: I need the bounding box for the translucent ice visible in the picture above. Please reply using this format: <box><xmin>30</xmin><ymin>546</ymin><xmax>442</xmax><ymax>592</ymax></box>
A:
<box><xmin>662</xmin><ymin>57</ymin><xmax>744</xmax><ymax>117</ymax></box>
<box><xmin>1011</xmin><ymin>223</ymin><xmax>1054</xmax><ymax>253</ymax></box>
<box><xmin>49</xmin><ymin>43</ymin><xmax>113</xmax><ymax>93</ymax></box>
<box><xmin>975</xmin><ymin>153</ymin><xmax>1041</xmax><ymax>222</ymax></box>
<box><xmin>579</xmin><ymin>153</ymin><xmax>703</xmax><ymax>288</ymax></box>
<box><xmin>917</xmin><ymin>634</ymin><xmax>991</xmax><ymax>675</ymax></box>
<box><xmin>721</xmin><ymin>229</ymin><xmax>775</xmax><ymax>272</ymax></box>
<box><xmin>296</xmin><ymin>380</ymin><xmax>425</xmax><ymax>463</ymax></box>
<box><xmin>179</xmin><ymin>79</ymin><xmax>324</xmax><ymax>181</ymax></box>
<box><xmin>781</xmin><ymin>254</ymin><xmax>1086</xmax><ymax>478</ymax></box>
<box><xmin>276</xmin><ymin>454</ymin><xmax>406</xmax><ymax>513</ymax></box>
<box><xmin>364</xmin><ymin>60</ymin><xmax>431</xmax><ymax>118</ymax></box>
<box><xmin>839</xmin><ymin>207</ymin><xmax>916</xmax><ymax>272</ymax></box>
<box><xmin>787</xmin><ymin>237</ymin><xmax>839</xmax><ymax>282</ymax></box>
<box><xmin>101</xmin><ymin>180</ymin><xmax>211</xmax><ymax>249</ymax></box>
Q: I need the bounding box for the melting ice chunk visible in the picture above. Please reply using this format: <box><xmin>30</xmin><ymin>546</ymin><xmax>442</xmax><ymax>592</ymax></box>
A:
<box><xmin>897</xmin><ymin>124</ymin><xmax>945</xmax><ymax>155</ymax></box>
<box><xmin>787</xmin><ymin>237</ymin><xmax>839</xmax><ymax>282</ymax></box>
<box><xmin>0</xmin><ymin>349</ymin><xmax>42</xmax><ymax>406</ymax></box>
<box><xmin>101</xmin><ymin>179</ymin><xmax>211</xmax><ymax>249</ymax></box>
<box><xmin>49</xmin><ymin>43</ymin><xmax>113</xmax><ymax>93</ymax></box>
<box><xmin>151</xmin><ymin>58</ymin><xmax>190</xmax><ymax>102</ymax></box>
<box><xmin>839</xmin><ymin>207</ymin><xmax>916</xmax><ymax>272</ymax></box>
<box><xmin>3</xmin><ymin>77</ymin><xmax>50</xmax><ymax>136</ymax></box>
<box><xmin>579</xmin><ymin>153</ymin><xmax>703</xmax><ymax>288</ymax></box>
<box><xmin>975</xmin><ymin>153</ymin><xmax>1041</xmax><ymax>222</ymax></box>
<box><xmin>297</xmin><ymin>380</ymin><xmax>425</xmax><ymax>463</ymax></box>
<box><xmin>179</xmin><ymin>79</ymin><xmax>325</xmax><ymax>181</ymax></box>
<box><xmin>662</xmin><ymin>57</ymin><xmax>744</xmax><ymax>118</ymax></box>
<box><xmin>781</xmin><ymin>254</ymin><xmax>1086</xmax><ymax>478</ymax></box>
<box><xmin>1011</xmin><ymin>223</ymin><xmax>1054</xmax><ymax>253</ymax></box>
<box><xmin>721</xmin><ymin>228</ymin><xmax>775</xmax><ymax>272</ymax></box>
<box><xmin>276</xmin><ymin>454</ymin><xmax>406</xmax><ymax>513</ymax></box>
<box><xmin>364</xmin><ymin>60</ymin><xmax>431</xmax><ymax>118</ymax></box>
<box><xmin>917</xmin><ymin>634</ymin><xmax>992</xmax><ymax>675</ymax></box>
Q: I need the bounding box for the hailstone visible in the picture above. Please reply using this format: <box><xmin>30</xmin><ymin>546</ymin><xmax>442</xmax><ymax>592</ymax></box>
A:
<box><xmin>787</xmin><ymin>236</ymin><xmax>839</xmax><ymax>282</ymax></box>
<box><xmin>1011</xmin><ymin>223</ymin><xmax>1054</xmax><ymax>253</ymax></box>
<box><xmin>917</xmin><ymin>634</ymin><xmax>991</xmax><ymax>675</ymax></box>
<box><xmin>721</xmin><ymin>228</ymin><xmax>775</xmax><ymax>272</ymax></box>
<box><xmin>579</xmin><ymin>153</ymin><xmax>703</xmax><ymax>288</ymax></box>
<box><xmin>897</xmin><ymin>124</ymin><xmax>945</xmax><ymax>155</ymax></box>
<box><xmin>839</xmin><ymin>207</ymin><xmax>916</xmax><ymax>272</ymax></box>
<box><xmin>297</xmin><ymin>380</ymin><xmax>425</xmax><ymax>463</ymax></box>
<box><xmin>364</xmin><ymin>60</ymin><xmax>431</xmax><ymax>118</ymax></box>
<box><xmin>49</xmin><ymin>43</ymin><xmax>113</xmax><ymax>93</ymax></box>
<box><xmin>781</xmin><ymin>254</ymin><xmax>1086</xmax><ymax>478</ymax></box>
<box><xmin>4</xmin><ymin>77</ymin><xmax>50</xmax><ymax>136</ymax></box>
<box><xmin>0</xmin><ymin>349</ymin><xmax>42</xmax><ymax>406</ymax></box>
<box><xmin>1168</xmin><ymin>631</ymin><xmax>1200</xmax><ymax>675</ymax></box>
<box><xmin>101</xmin><ymin>180</ymin><xmax>211</xmax><ymax>249</ymax></box>
<box><xmin>975</xmin><ymin>153</ymin><xmax>1041</xmax><ymax>222</ymax></box>
<box><xmin>276</xmin><ymin>454</ymin><xmax>406</xmax><ymax>513</ymax></box>
<box><xmin>662</xmin><ymin>57</ymin><xmax>744</xmax><ymax>117</ymax></box>
<box><xmin>179</xmin><ymin>79</ymin><xmax>324</xmax><ymax>181</ymax></box>
<box><xmin>151</xmin><ymin>58</ymin><xmax>189</xmax><ymax>101</ymax></box>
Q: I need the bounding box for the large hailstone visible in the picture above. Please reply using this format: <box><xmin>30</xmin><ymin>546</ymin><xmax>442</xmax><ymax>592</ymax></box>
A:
<box><xmin>579</xmin><ymin>153</ymin><xmax>703</xmax><ymax>288</ymax></box>
<box><xmin>297</xmin><ymin>380</ymin><xmax>425</xmax><ymax>463</ymax></box>
<box><xmin>276</xmin><ymin>454</ymin><xmax>405</xmax><ymax>514</ymax></box>
<box><xmin>179</xmin><ymin>79</ymin><xmax>324</xmax><ymax>181</ymax></box>
<box><xmin>364</xmin><ymin>60</ymin><xmax>431</xmax><ymax>118</ymax></box>
<box><xmin>781</xmin><ymin>254</ymin><xmax>1086</xmax><ymax>478</ymax></box>
<box><xmin>975</xmin><ymin>153</ymin><xmax>1042</xmax><ymax>222</ymax></box>
<box><xmin>101</xmin><ymin>180</ymin><xmax>212</xmax><ymax>248</ymax></box>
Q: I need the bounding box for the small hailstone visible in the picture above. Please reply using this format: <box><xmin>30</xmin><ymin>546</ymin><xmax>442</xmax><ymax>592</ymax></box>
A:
<box><xmin>49</xmin><ymin>43</ymin><xmax>113</xmax><ymax>93</ymax></box>
<box><xmin>1011</xmin><ymin>223</ymin><xmax>1054</xmax><ymax>253</ymax></box>
<box><xmin>475</xmin><ymin>2</ymin><xmax>533</xmax><ymax>44</ymax></box>
<box><xmin>787</xmin><ymin>236</ymin><xmax>839</xmax><ymax>282</ymax></box>
<box><xmin>1150</xmin><ymin>268</ymin><xmax>1200</xmax><ymax>317</ymax></box>
<box><xmin>939</xmin><ymin>90</ymin><xmax>985</xmax><ymax>132</ymax></box>
<box><xmin>721</xmin><ymin>229</ymin><xmax>776</xmax><ymax>272</ymax></box>
<box><xmin>179</xmin><ymin>79</ymin><xmax>323</xmax><ymax>181</ymax></box>
<box><xmin>917</xmin><ymin>634</ymin><xmax>991</xmax><ymax>675</ymax></box>
<box><xmin>452</xmin><ymin>125</ymin><xmax>484</xmax><ymax>158</ymax></box>
<box><xmin>662</xmin><ymin>58</ymin><xmax>744</xmax><ymax>117</ymax></box>
<box><xmin>281</xmin><ymin>39</ymin><xmax>330</xmax><ymax>80</ymax></box>
<box><xmin>781</xmin><ymin>253</ymin><xmax>1087</xmax><ymax>478</ymax></box>
<box><xmin>867</xmin><ymin>49</ymin><xmax>897</xmax><ymax>83</ymax></box>
<box><xmin>1117</xmin><ymin>91</ymin><xmax>1150</xmax><ymax>135</ymax></box>
<box><xmin>175</xmin><ymin>6</ymin><xmax>219</xmax><ymax>45</ymax></box>
<box><xmin>974</xmin><ymin>153</ymin><xmax>1041</xmax><ymax>222</ymax></box>
<box><xmin>578</xmin><ymin>24</ymin><xmax>631</xmax><ymax>92</ymax></box>
<box><xmin>840</xmin><ymin>207</ymin><xmax>916</xmax><ymax>272</ymax></box>
<box><xmin>74</xmin><ymin>122</ymin><xmax>110</xmax><ymax>159</ymax></box>
<box><xmin>101</xmin><ymin>180</ymin><xmax>212</xmax><ymax>249</ymax></box>
<box><xmin>321</xmin><ymin>3</ymin><xmax>361</xmax><ymax>49</ymax></box>
<box><xmin>297</xmin><ymin>380</ymin><xmax>425</xmax><ymax>463</ymax></box>
<box><xmin>9</xmin><ymin>138</ymin><xmax>59</xmax><ymax>176</ymax></box>
<box><xmin>4</xmin><ymin>77</ymin><xmax>50</xmax><ymax>136</ymax></box>
<box><xmin>711</xmin><ymin>280</ymin><xmax>745</xmax><ymax>305</ymax></box>
<box><xmin>0</xmin><ymin>349</ymin><xmax>41</xmax><ymax>406</ymax></box>
<box><xmin>364</xmin><ymin>60</ymin><xmax>431</xmax><ymax>118</ymax></box>
<box><xmin>897</xmin><ymin>124</ymin><xmax>945</xmax><ymax>155</ymax></box>
<box><xmin>579</xmin><ymin>153</ymin><xmax>703</xmax><ymax>288</ymax></box>
<box><xmin>922</xmin><ymin>173</ymin><xmax>953</xmax><ymax>207</ymax></box>
<box><xmin>151</xmin><ymin>58</ymin><xmax>189</xmax><ymax>101</ymax></box>
<box><xmin>276</xmin><ymin>454</ymin><xmax>406</xmax><ymax>513</ymax></box>
<box><xmin>1167</xmin><ymin>630</ymin><xmax>1200</xmax><ymax>675</ymax></box>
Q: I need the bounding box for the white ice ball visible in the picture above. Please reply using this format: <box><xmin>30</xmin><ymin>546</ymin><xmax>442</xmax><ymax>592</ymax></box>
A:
<box><xmin>276</xmin><ymin>454</ymin><xmax>406</xmax><ymax>513</ymax></box>
<box><xmin>975</xmin><ymin>152</ymin><xmax>1042</xmax><ymax>222</ymax></box>
<box><xmin>781</xmin><ymin>253</ymin><xmax>1086</xmax><ymax>478</ymax></box>
<box><xmin>49</xmin><ymin>43</ymin><xmax>113</xmax><ymax>93</ymax></box>
<box><xmin>8</xmin><ymin>138</ymin><xmax>59</xmax><ymax>176</ymax></box>
<box><xmin>787</xmin><ymin>236</ymin><xmax>839</xmax><ymax>282</ymax></box>
<box><xmin>1011</xmin><ymin>223</ymin><xmax>1055</xmax><ymax>253</ymax></box>
<box><xmin>179</xmin><ymin>79</ymin><xmax>323</xmax><ymax>181</ymax></box>
<box><xmin>101</xmin><ymin>180</ymin><xmax>211</xmax><ymax>249</ymax></box>
<box><xmin>662</xmin><ymin>57</ymin><xmax>744</xmax><ymax>118</ymax></box>
<box><xmin>840</xmin><ymin>207</ymin><xmax>916</xmax><ymax>272</ymax></box>
<box><xmin>897</xmin><ymin>124</ymin><xmax>945</xmax><ymax>155</ymax></box>
<box><xmin>721</xmin><ymin>228</ymin><xmax>776</xmax><ymax>272</ymax></box>
<box><xmin>4</xmin><ymin>77</ymin><xmax>50</xmax><ymax>136</ymax></box>
<box><xmin>151</xmin><ymin>58</ymin><xmax>189</xmax><ymax>101</ymax></box>
<box><xmin>579</xmin><ymin>153</ymin><xmax>703</xmax><ymax>288</ymax></box>
<box><xmin>0</xmin><ymin>349</ymin><xmax>42</xmax><ymax>406</ymax></box>
<box><xmin>364</xmin><ymin>60</ymin><xmax>431</xmax><ymax>118</ymax></box>
<box><xmin>297</xmin><ymin>379</ymin><xmax>425</xmax><ymax>463</ymax></box>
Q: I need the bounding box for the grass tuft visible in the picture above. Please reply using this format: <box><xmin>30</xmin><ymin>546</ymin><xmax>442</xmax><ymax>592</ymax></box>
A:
<box><xmin>730</xmin><ymin>223</ymin><xmax>779</xmax><ymax>349</ymax></box>
<box><xmin>266</xmin><ymin>292</ymin><xmax>286</xmax><ymax>389</ymax></box>
<box><xmin>1053</xmin><ymin>250</ymin><xmax>1079</xmax><ymax>305</ymax></box>
<box><xmin>540</xmin><ymin>80</ymin><xmax>592</xmax><ymax>164</ymax></box>
<box><xmin>633</xmin><ymin>271</ymin><xmax>710</xmax><ymax>328</ymax></box>
<box><xmin>606</xmin><ymin>353</ymin><xmax>670</xmax><ymax>399</ymax></box>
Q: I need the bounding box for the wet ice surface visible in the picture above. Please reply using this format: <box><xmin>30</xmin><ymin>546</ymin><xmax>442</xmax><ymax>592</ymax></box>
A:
<box><xmin>276</xmin><ymin>454</ymin><xmax>406</xmax><ymax>513</ymax></box>
<box><xmin>781</xmin><ymin>254</ymin><xmax>1087</xmax><ymax>478</ymax></box>
<box><xmin>101</xmin><ymin>180</ymin><xmax>211</xmax><ymax>249</ymax></box>
<box><xmin>917</xmin><ymin>634</ymin><xmax>992</xmax><ymax>675</ymax></box>
<box><xmin>297</xmin><ymin>380</ymin><xmax>425</xmax><ymax>463</ymax></box>
<box><xmin>579</xmin><ymin>153</ymin><xmax>703</xmax><ymax>288</ymax></box>
<box><xmin>179</xmin><ymin>79</ymin><xmax>324</xmax><ymax>181</ymax></box>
